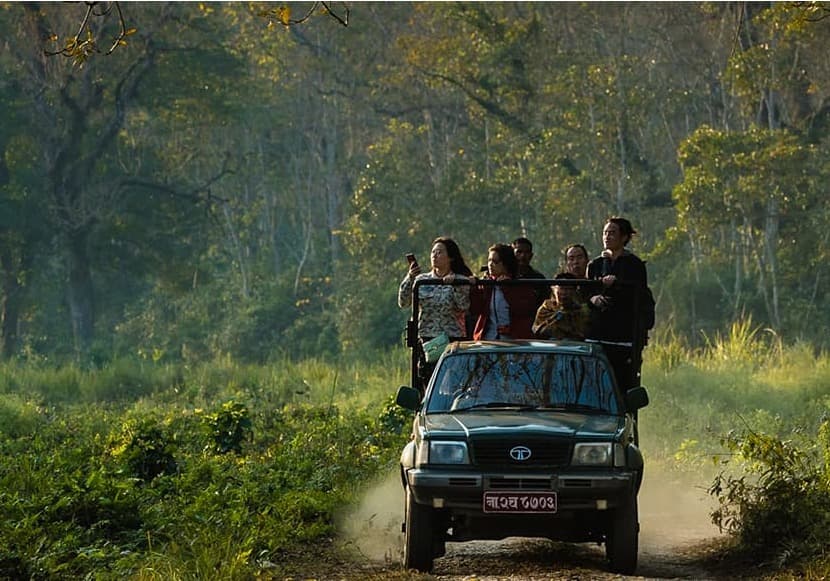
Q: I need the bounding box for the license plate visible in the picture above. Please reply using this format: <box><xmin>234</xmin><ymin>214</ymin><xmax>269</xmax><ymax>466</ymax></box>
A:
<box><xmin>483</xmin><ymin>491</ymin><xmax>558</xmax><ymax>513</ymax></box>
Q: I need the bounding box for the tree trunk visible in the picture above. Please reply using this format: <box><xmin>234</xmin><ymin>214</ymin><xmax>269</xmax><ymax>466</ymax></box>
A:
<box><xmin>0</xmin><ymin>249</ymin><xmax>23</xmax><ymax>359</ymax></box>
<box><xmin>66</xmin><ymin>231</ymin><xmax>95</xmax><ymax>357</ymax></box>
<box><xmin>324</xmin><ymin>120</ymin><xmax>342</xmax><ymax>267</ymax></box>
<box><xmin>731</xmin><ymin>217</ymin><xmax>742</xmax><ymax>319</ymax></box>
<box><xmin>764</xmin><ymin>197</ymin><xmax>781</xmax><ymax>328</ymax></box>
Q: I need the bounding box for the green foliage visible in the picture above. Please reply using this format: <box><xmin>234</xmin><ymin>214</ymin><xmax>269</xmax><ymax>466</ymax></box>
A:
<box><xmin>116</xmin><ymin>275</ymin><xmax>340</xmax><ymax>363</ymax></box>
<box><xmin>109</xmin><ymin>418</ymin><xmax>178</xmax><ymax>481</ymax></box>
<box><xmin>0</xmin><ymin>351</ymin><xmax>410</xmax><ymax>578</ymax></box>
<box><xmin>4</xmin><ymin>2</ymin><xmax>830</xmax><ymax>362</ymax></box>
<box><xmin>0</xmin><ymin>358</ymin><xmax>177</xmax><ymax>404</ymax></box>
<box><xmin>5</xmin><ymin>1</ymin><xmax>830</xmax><ymax>573</ymax></box>
<box><xmin>376</xmin><ymin>392</ymin><xmax>414</xmax><ymax>436</ymax></box>
<box><xmin>199</xmin><ymin>400</ymin><xmax>253</xmax><ymax>454</ymax></box>
<box><xmin>673</xmin><ymin>124</ymin><xmax>828</xmax><ymax>341</ymax></box>
<box><xmin>646</xmin><ymin>327</ymin><xmax>689</xmax><ymax>373</ymax></box>
<box><xmin>0</xmin><ymin>394</ymin><xmax>44</xmax><ymax>438</ymax></box>
<box><xmin>709</xmin><ymin>425</ymin><xmax>830</xmax><ymax>566</ymax></box>
<box><xmin>636</xmin><ymin>325</ymin><xmax>830</xmax><ymax>573</ymax></box>
<box><xmin>700</xmin><ymin>316</ymin><xmax>782</xmax><ymax>371</ymax></box>
<box><xmin>0</xmin><ymin>331</ymin><xmax>829</xmax><ymax>576</ymax></box>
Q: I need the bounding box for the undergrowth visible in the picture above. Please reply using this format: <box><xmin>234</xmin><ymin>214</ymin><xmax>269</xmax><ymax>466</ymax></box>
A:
<box><xmin>643</xmin><ymin>317</ymin><xmax>830</xmax><ymax>576</ymax></box>
<box><xmin>709</xmin><ymin>424</ymin><xmax>830</xmax><ymax>568</ymax></box>
<box><xmin>0</xmin><ymin>352</ymin><xmax>411</xmax><ymax>580</ymax></box>
<box><xmin>0</xmin><ymin>325</ymin><xmax>828</xmax><ymax>577</ymax></box>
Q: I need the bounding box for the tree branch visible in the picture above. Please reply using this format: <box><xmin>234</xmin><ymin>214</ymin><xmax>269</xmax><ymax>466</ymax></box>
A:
<box><xmin>117</xmin><ymin>159</ymin><xmax>234</xmax><ymax>208</ymax></box>
<box><xmin>417</xmin><ymin>68</ymin><xmax>529</xmax><ymax>134</ymax></box>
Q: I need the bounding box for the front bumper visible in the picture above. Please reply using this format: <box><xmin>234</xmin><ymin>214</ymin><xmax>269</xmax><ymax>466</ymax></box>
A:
<box><xmin>406</xmin><ymin>467</ymin><xmax>637</xmax><ymax>513</ymax></box>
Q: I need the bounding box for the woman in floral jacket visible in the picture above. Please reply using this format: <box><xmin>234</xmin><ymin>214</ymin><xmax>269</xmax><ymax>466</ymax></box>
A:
<box><xmin>398</xmin><ymin>237</ymin><xmax>473</xmax><ymax>390</ymax></box>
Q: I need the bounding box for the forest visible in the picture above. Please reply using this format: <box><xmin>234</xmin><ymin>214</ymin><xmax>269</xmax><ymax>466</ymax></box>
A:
<box><xmin>2</xmin><ymin>2</ymin><xmax>830</xmax><ymax>579</ymax></box>
<box><xmin>1</xmin><ymin>2</ymin><xmax>830</xmax><ymax>363</ymax></box>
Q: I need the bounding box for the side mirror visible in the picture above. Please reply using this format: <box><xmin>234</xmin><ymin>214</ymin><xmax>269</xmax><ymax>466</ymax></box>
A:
<box><xmin>396</xmin><ymin>385</ymin><xmax>422</xmax><ymax>411</ymax></box>
<box><xmin>625</xmin><ymin>386</ymin><xmax>649</xmax><ymax>412</ymax></box>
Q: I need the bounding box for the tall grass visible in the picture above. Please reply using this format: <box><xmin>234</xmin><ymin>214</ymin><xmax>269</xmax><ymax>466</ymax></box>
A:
<box><xmin>642</xmin><ymin>317</ymin><xmax>830</xmax><ymax>475</ymax></box>
<box><xmin>0</xmin><ymin>348</ymin><xmax>411</xmax><ymax>410</ymax></box>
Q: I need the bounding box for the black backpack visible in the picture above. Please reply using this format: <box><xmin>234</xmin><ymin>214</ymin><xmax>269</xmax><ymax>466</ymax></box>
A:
<box><xmin>640</xmin><ymin>286</ymin><xmax>656</xmax><ymax>331</ymax></box>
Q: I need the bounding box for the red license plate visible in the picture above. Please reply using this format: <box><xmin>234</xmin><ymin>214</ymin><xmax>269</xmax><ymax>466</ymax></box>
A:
<box><xmin>483</xmin><ymin>491</ymin><xmax>558</xmax><ymax>513</ymax></box>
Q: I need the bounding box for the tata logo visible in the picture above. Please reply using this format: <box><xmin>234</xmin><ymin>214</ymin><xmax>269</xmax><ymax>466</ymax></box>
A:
<box><xmin>509</xmin><ymin>445</ymin><xmax>532</xmax><ymax>461</ymax></box>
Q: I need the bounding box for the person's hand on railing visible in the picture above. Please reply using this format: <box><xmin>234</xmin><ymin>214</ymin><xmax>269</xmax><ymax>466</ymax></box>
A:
<box><xmin>590</xmin><ymin>295</ymin><xmax>611</xmax><ymax>310</ymax></box>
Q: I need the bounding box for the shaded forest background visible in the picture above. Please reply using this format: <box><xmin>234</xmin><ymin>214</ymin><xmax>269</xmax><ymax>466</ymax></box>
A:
<box><xmin>2</xmin><ymin>1</ymin><xmax>830</xmax><ymax>365</ymax></box>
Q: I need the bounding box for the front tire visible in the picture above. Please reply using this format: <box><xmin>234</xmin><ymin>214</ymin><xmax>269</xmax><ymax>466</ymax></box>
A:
<box><xmin>606</xmin><ymin>492</ymin><xmax>639</xmax><ymax>574</ymax></box>
<box><xmin>404</xmin><ymin>486</ymin><xmax>435</xmax><ymax>572</ymax></box>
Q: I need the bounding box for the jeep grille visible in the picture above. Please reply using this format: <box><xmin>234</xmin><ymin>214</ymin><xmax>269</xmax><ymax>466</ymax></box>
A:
<box><xmin>470</xmin><ymin>437</ymin><xmax>571</xmax><ymax>468</ymax></box>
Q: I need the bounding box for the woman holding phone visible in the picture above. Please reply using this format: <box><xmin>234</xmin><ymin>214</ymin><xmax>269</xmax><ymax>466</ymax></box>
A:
<box><xmin>398</xmin><ymin>237</ymin><xmax>473</xmax><ymax>389</ymax></box>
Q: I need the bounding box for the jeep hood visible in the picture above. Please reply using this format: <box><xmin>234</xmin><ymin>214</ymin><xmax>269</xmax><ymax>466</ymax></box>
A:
<box><xmin>422</xmin><ymin>411</ymin><xmax>623</xmax><ymax>439</ymax></box>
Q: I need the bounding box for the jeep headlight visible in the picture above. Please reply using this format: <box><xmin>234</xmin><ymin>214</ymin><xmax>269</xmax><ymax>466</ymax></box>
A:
<box><xmin>572</xmin><ymin>442</ymin><xmax>613</xmax><ymax>466</ymax></box>
<box><xmin>417</xmin><ymin>440</ymin><xmax>470</xmax><ymax>465</ymax></box>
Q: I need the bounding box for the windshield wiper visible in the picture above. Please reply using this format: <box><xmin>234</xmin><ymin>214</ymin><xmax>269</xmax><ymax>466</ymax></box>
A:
<box><xmin>449</xmin><ymin>402</ymin><xmax>536</xmax><ymax>413</ymax></box>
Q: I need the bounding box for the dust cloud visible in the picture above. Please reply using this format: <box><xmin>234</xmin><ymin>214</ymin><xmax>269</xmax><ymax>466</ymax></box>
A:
<box><xmin>339</xmin><ymin>470</ymin><xmax>404</xmax><ymax>564</ymax></box>
<box><xmin>638</xmin><ymin>465</ymin><xmax>723</xmax><ymax>551</ymax></box>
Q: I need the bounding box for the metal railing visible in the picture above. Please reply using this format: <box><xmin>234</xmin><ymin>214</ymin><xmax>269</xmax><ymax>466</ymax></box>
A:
<box><xmin>406</xmin><ymin>277</ymin><xmax>647</xmax><ymax>391</ymax></box>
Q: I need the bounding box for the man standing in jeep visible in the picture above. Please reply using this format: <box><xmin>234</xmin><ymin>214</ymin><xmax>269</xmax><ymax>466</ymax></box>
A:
<box><xmin>586</xmin><ymin>217</ymin><xmax>650</xmax><ymax>392</ymax></box>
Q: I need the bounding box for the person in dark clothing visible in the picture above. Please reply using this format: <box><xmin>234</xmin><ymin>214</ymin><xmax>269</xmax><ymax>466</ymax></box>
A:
<box><xmin>586</xmin><ymin>217</ymin><xmax>649</xmax><ymax>392</ymax></box>
<box><xmin>512</xmin><ymin>237</ymin><xmax>546</xmax><ymax>280</ymax></box>
<box><xmin>512</xmin><ymin>237</ymin><xmax>546</xmax><ymax>307</ymax></box>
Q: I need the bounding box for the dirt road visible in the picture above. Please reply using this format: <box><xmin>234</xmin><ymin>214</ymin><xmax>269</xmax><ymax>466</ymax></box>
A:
<box><xmin>421</xmin><ymin>536</ymin><xmax>721</xmax><ymax>580</ymax></box>
<box><xmin>330</xmin><ymin>468</ymin><xmax>756</xmax><ymax>580</ymax></box>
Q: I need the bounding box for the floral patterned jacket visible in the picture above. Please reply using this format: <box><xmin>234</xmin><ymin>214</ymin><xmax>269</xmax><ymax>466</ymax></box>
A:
<box><xmin>398</xmin><ymin>271</ymin><xmax>471</xmax><ymax>339</ymax></box>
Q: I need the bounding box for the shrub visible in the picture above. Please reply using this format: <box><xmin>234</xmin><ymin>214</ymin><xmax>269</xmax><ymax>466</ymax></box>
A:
<box><xmin>109</xmin><ymin>418</ymin><xmax>178</xmax><ymax>481</ymax></box>
<box><xmin>84</xmin><ymin>357</ymin><xmax>163</xmax><ymax>402</ymax></box>
<box><xmin>0</xmin><ymin>395</ymin><xmax>44</xmax><ymax>439</ymax></box>
<box><xmin>709</xmin><ymin>424</ymin><xmax>830</xmax><ymax>566</ymax></box>
<box><xmin>199</xmin><ymin>400</ymin><xmax>253</xmax><ymax>454</ymax></box>
<box><xmin>700</xmin><ymin>315</ymin><xmax>782</xmax><ymax>371</ymax></box>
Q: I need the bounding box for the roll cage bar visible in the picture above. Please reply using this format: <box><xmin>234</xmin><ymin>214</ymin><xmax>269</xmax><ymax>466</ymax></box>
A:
<box><xmin>405</xmin><ymin>277</ymin><xmax>645</xmax><ymax>391</ymax></box>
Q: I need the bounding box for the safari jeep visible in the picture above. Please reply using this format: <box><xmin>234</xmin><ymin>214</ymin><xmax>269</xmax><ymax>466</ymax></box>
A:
<box><xmin>397</xmin><ymin>283</ymin><xmax>649</xmax><ymax>574</ymax></box>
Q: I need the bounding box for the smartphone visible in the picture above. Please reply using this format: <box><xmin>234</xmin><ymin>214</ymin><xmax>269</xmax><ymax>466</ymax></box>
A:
<box><xmin>405</xmin><ymin>253</ymin><xmax>418</xmax><ymax>267</ymax></box>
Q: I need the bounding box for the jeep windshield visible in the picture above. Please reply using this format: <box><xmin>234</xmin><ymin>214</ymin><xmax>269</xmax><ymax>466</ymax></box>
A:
<box><xmin>426</xmin><ymin>351</ymin><xmax>620</xmax><ymax>414</ymax></box>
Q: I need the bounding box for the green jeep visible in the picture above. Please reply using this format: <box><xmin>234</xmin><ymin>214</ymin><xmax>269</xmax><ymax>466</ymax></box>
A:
<box><xmin>397</xmin><ymin>321</ymin><xmax>648</xmax><ymax>573</ymax></box>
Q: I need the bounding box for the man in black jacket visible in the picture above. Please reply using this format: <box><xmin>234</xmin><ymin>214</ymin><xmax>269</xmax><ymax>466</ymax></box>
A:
<box><xmin>586</xmin><ymin>217</ymin><xmax>649</xmax><ymax>392</ymax></box>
